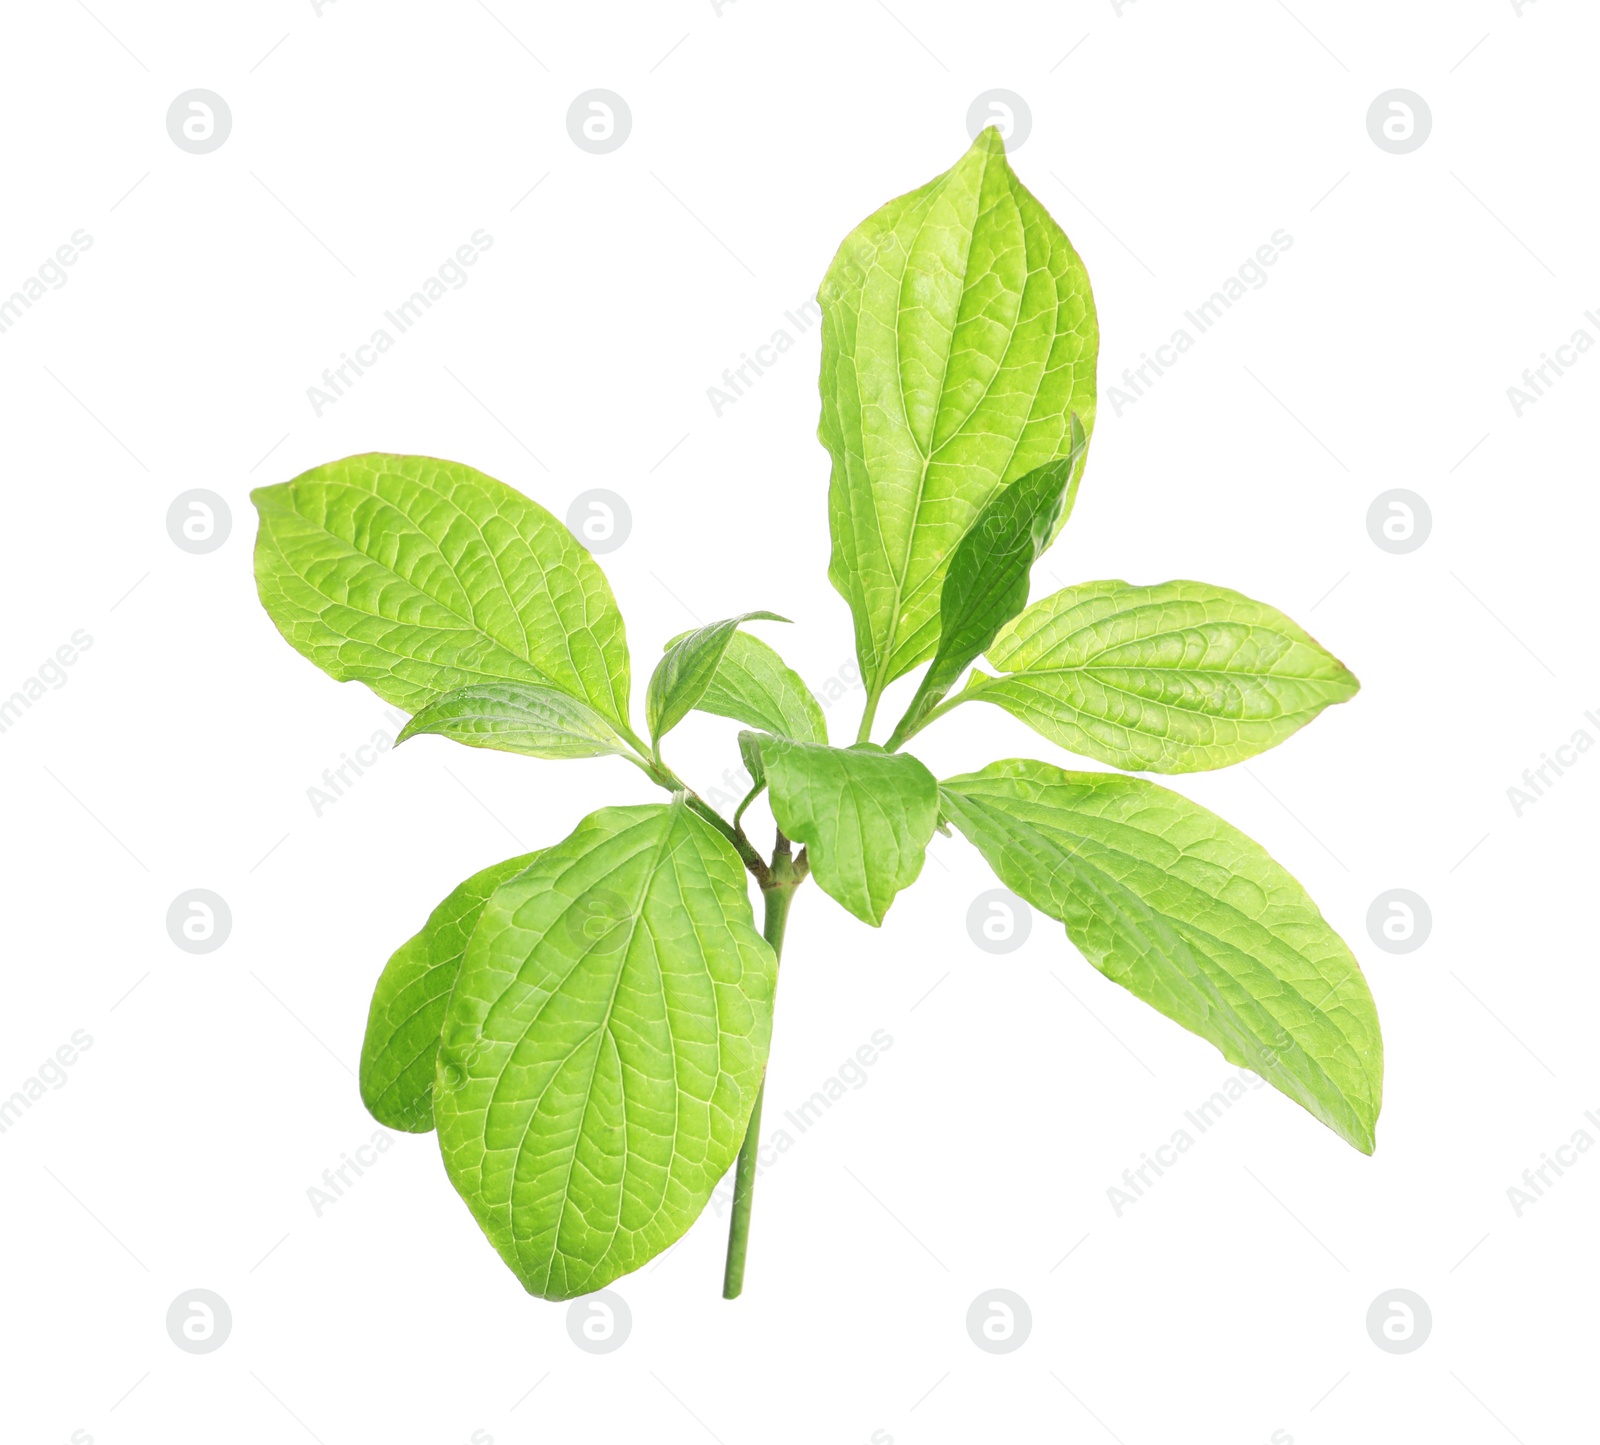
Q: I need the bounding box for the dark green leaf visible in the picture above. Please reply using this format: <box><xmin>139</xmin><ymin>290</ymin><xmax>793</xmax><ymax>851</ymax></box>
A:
<box><xmin>889</xmin><ymin>415</ymin><xmax>1087</xmax><ymax>747</ymax></box>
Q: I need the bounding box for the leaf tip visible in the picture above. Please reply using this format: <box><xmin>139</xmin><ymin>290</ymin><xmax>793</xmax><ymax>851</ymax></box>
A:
<box><xmin>1346</xmin><ymin>1116</ymin><xmax>1378</xmax><ymax>1155</ymax></box>
<box><xmin>971</xmin><ymin>124</ymin><xmax>1008</xmax><ymax>159</ymax></box>
<box><xmin>247</xmin><ymin>481</ymin><xmax>286</xmax><ymax>511</ymax></box>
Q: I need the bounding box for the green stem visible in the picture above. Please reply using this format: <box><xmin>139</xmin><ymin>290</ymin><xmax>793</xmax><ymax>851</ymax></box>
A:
<box><xmin>855</xmin><ymin>679</ymin><xmax>885</xmax><ymax>745</ymax></box>
<box><xmin>884</xmin><ymin>686</ymin><xmax>967</xmax><ymax>752</ymax></box>
<box><xmin>722</xmin><ymin>852</ymin><xmax>799</xmax><ymax>1299</ymax></box>
<box><xmin>622</xmin><ymin>730</ymin><xmax>770</xmax><ymax>883</ymax></box>
<box><xmin>685</xmin><ymin>794</ymin><xmax>768</xmax><ymax>881</ymax></box>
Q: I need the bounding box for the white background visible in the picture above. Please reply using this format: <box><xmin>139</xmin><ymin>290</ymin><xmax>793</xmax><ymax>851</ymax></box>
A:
<box><xmin>2</xmin><ymin>2</ymin><xmax>1595</xmax><ymax>1442</ymax></box>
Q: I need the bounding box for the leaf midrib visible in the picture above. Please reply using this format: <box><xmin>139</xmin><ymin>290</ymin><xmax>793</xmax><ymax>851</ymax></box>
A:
<box><xmin>531</xmin><ymin>813</ymin><xmax>672</xmax><ymax>1286</ymax></box>
<box><xmin>873</xmin><ymin>148</ymin><xmax>999</xmax><ymax>688</ymax></box>
<box><xmin>983</xmin><ymin>662</ymin><xmax>1348</xmax><ymax>708</ymax></box>
<box><xmin>883</xmin><ymin>195</ymin><xmax>1081</xmax><ymax>675</ymax></box>
<box><xmin>995</xmin><ymin>595</ymin><xmax>1326</xmax><ymax>670</ymax></box>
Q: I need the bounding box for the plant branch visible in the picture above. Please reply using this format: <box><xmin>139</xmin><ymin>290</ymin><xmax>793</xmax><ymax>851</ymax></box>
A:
<box><xmin>689</xmin><ymin>795</ymin><xmax>770</xmax><ymax>884</ymax></box>
<box><xmin>855</xmin><ymin>678</ymin><xmax>884</xmax><ymax>745</ymax></box>
<box><xmin>774</xmin><ymin>830</ymin><xmax>810</xmax><ymax>883</ymax></box>
<box><xmin>722</xmin><ymin>837</ymin><xmax>804</xmax><ymax>1299</ymax></box>
<box><xmin>623</xmin><ymin>729</ymin><xmax>770</xmax><ymax>885</ymax></box>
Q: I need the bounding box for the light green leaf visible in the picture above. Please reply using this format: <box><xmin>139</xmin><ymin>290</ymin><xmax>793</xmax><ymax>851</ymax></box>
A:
<box><xmin>397</xmin><ymin>681</ymin><xmax>635</xmax><ymax>761</ymax></box>
<box><xmin>252</xmin><ymin>454</ymin><xmax>632</xmax><ymax>726</ymax></box>
<box><xmin>434</xmin><ymin>799</ymin><xmax>776</xmax><ymax>1299</ymax></box>
<box><xmin>818</xmin><ymin>127</ymin><xmax>1098</xmax><ymax>703</ymax></box>
<box><xmin>889</xmin><ymin>415</ymin><xmax>1087</xmax><ymax>748</ymax></box>
<box><xmin>647</xmin><ymin>612</ymin><xmax>788</xmax><ymax>748</ymax></box>
<box><xmin>751</xmin><ymin>734</ymin><xmax>938</xmax><ymax>926</ymax></box>
<box><xmin>940</xmin><ymin>760</ymin><xmax>1382</xmax><ymax>1152</ymax></box>
<box><xmin>360</xmin><ymin>852</ymin><xmax>539</xmax><ymax>1133</ymax></box>
<box><xmin>666</xmin><ymin>629</ymin><xmax>828</xmax><ymax>744</ymax></box>
<box><xmin>963</xmin><ymin>580</ymin><xmax>1359</xmax><ymax>772</ymax></box>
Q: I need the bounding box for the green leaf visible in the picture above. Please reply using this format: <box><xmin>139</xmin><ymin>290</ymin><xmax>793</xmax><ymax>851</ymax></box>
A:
<box><xmin>360</xmin><ymin>852</ymin><xmax>539</xmax><ymax>1133</ymax></box>
<box><xmin>940</xmin><ymin>760</ymin><xmax>1382</xmax><ymax>1152</ymax></box>
<box><xmin>818</xmin><ymin>127</ymin><xmax>1099</xmax><ymax>703</ymax></box>
<box><xmin>434</xmin><ymin>799</ymin><xmax>776</xmax><ymax>1299</ymax></box>
<box><xmin>646</xmin><ymin>612</ymin><xmax>789</xmax><ymax>748</ymax></box>
<box><xmin>252</xmin><ymin>454</ymin><xmax>632</xmax><ymax>726</ymax></box>
<box><xmin>751</xmin><ymin>734</ymin><xmax>938</xmax><ymax>926</ymax></box>
<box><xmin>666</xmin><ymin>629</ymin><xmax>828</xmax><ymax>744</ymax></box>
<box><xmin>889</xmin><ymin>415</ymin><xmax>1087</xmax><ymax>748</ymax></box>
<box><xmin>397</xmin><ymin>681</ymin><xmax>635</xmax><ymax>761</ymax></box>
<box><xmin>963</xmin><ymin>580</ymin><xmax>1360</xmax><ymax>772</ymax></box>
